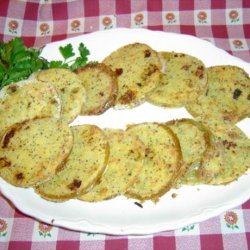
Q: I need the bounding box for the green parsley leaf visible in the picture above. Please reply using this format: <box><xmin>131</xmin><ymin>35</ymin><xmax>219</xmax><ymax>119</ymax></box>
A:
<box><xmin>69</xmin><ymin>57</ymin><xmax>86</xmax><ymax>71</ymax></box>
<box><xmin>59</xmin><ymin>44</ymin><xmax>75</xmax><ymax>60</ymax></box>
<box><xmin>2</xmin><ymin>68</ymin><xmax>30</xmax><ymax>87</ymax></box>
<box><xmin>49</xmin><ymin>60</ymin><xmax>69</xmax><ymax>69</ymax></box>
<box><xmin>12</xmin><ymin>51</ymin><xmax>31</xmax><ymax>64</ymax></box>
<box><xmin>0</xmin><ymin>38</ymin><xmax>90</xmax><ymax>90</ymax></box>
<box><xmin>9</xmin><ymin>38</ymin><xmax>25</xmax><ymax>58</ymax></box>
<box><xmin>0</xmin><ymin>63</ymin><xmax>6</xmax><ymax>82</ymax></box>
<box><xmin>79</xmin><ymin>43</ymin><xmax>90</xmax><ymax>59</ymax></box>
<box><xmin>69</xmin><ymin>43</ymin><xmax>90</xmax><ymax>70</ymax></box>
<box><xmin>0</xmin><ymin>37</ymin><xmax>50</xmax><ymax>89</ymax></box>
<box><xmin>32</xmin><ymin>57</ymin><xmax>49</xmax><ymax>71</ymax></box>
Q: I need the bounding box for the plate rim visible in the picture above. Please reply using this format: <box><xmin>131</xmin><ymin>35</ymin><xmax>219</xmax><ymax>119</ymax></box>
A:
<box><xmin>0</xmin><ymin>28</ymin><xmax>249</xmax><ymax>235</ymax></box>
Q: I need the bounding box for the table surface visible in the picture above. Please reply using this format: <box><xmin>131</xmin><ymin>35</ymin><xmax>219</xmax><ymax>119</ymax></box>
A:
<box><xmin>0</xmin><ymin>1</ymin><xmax>250</xmax><ymax>250</ymax></box>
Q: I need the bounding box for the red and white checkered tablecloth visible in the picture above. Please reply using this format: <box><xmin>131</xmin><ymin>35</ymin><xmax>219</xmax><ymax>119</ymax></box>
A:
<box><xmin>1</xmin><ymin>0</ymin><xmax>250</xmax><ymax>62</ymax></box>
<box><xmin>0</xmin><ymin>1</ymin><xmax>250</xmax><ymax>250</ymax></box>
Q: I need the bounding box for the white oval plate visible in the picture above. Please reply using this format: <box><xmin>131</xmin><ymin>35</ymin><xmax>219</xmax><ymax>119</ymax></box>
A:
<box><xmin>0</xmin><ymin>28</ymin><xmax>249</xmax><ymax>235</ymax></box>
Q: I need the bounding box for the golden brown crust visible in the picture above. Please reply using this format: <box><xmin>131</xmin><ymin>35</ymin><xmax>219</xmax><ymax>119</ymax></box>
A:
<box><xmin>197</xmin><ymin>121</ymin><xmax>250</xmax><ymax>185</ymax></box>
<box><xmin>78</xmin><ymin>129</ymin><xmax>145</xmax><ymax>202</ymax></box>
<box><xmin>0</xmin><ymin>79</ymin><xmax>61</xmax><ymax>138</ymax></box>
<box><xmin>102</xmin><ymin>43</ymin><xmax>161</xmax><ymax>109</ymax></box>
<box><xmin>146</xmin><ymin>52</ymin><xmax>207</xmax><ymax>108</ymax></box>
<box><xmin>125</xmin><ymin>123</ymin><xmax>183</xmax><ymax>203</ymax></box>
<box><xmin>166</xmin><ymin>118</ymin><xmax>212</xmax><ymax>150</ymax></box>
<box><xmin>186</xmin><ymin>65</ymin><xmax>250</xmax><ymax>124</ymax></box>
<box><xmin>150</xmin><ymin>125</ymin><xmax>183</xmax><ymax>203</ymax></box>
<box><xmin>0</xmin><ymin>118</ymin><xmax>73</xmax><ymax>187</ymax></box>
<box><xmin>34</xmin><ymin>68</ymin><xmax>86</xmax><ymax>124</ymax></box>
<box><xmin>1</xmin><ymin>42</ymin><xmax>250</xmax><ymax>204</ymax></box>
<box><xmin>165</xmin><ymin>119</ymin><xmax>212</xmax><ymax>185</ymax></box>
<box><xmin>35</xmin><ymin>125</ymin><xmax>110</xmax><ymax>201</ymax></box>
<box><xmin>75</xmin><ymin>63</ymin><xmax>118</xmax><ymax>115</ymax></box>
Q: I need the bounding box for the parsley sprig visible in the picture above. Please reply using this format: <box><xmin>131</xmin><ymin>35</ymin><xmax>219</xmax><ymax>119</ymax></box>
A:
<box><xmin>49</xmin><ymin>43</ymin><xmax>90</xmax><ymax>71</ymax></box>
<box><xmin>0</xmin><ymin>38</ymin><xmax>90</xmax><ymax>90</ymax></box>
<box><xmin>0</xmin><ymin>38</ymin><xmax>48</xmax><ymax>88</ymax></box>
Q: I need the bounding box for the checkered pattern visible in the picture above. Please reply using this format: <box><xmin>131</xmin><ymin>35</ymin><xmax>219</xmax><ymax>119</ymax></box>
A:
<box><xmin>0</xmin><ymin>0</ymin><xmax>249</xmax><ymax>62</ymax></box>
<box><xmin>0</xmin><ymin>0</ymin><xmax>250</xmax><ymax>249</ymax></box>
<box><xmin>1</xmin><ymin>194</ymin><xmax>250</xmax><ymax>250</ymax></box>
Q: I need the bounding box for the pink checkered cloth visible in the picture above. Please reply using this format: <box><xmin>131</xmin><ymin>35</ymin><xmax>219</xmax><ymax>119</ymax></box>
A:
<box><xmin>0</xmin><ymin>0</ymin><xmax>250</xmax><ymax>62</ymax></box>
<box><xmin>0</xmin><ymin>0</ymin><xmax>250</xmax><ymax>249</ymax></box>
